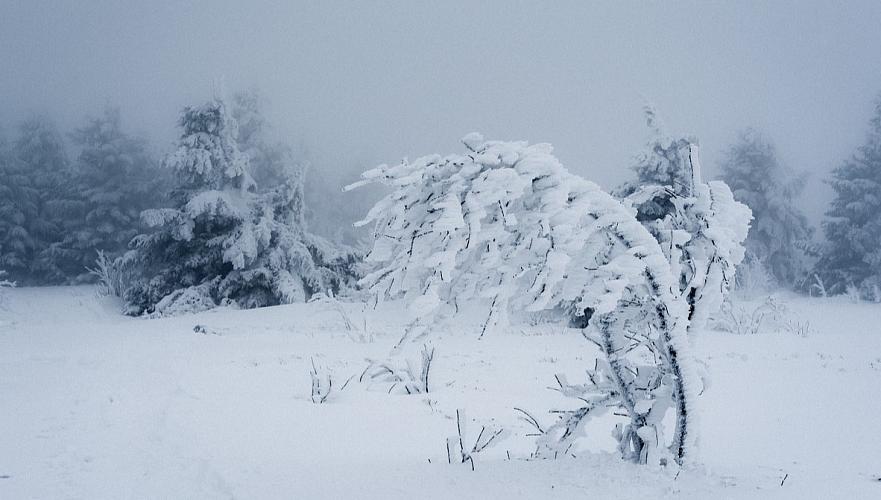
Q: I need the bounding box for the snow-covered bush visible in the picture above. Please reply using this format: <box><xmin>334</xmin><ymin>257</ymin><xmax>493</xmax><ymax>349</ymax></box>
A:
<box><xmin>124</xmin><ymin>98</ymin><xmax>360</xmax><ymax>316</ymax></box>
<box><xmin>349</xmin><ymin>134</ymin><xmax>699</xmax><ymax>465</ymax></box>
<box><xmin>88</xmin><ymin>250</ymin><xmax>136</xmax><ymax>299</ymax></box>
<box><xmin>710</xmin><ymin>295</ymin><xmax>813</xmax><ymax>337</ymax></box>
<box><xmin>711</xmin><ymin>295</ymin><xmax>785</xmax><ymax>336</ymax></box>
<box><xmin>361</xmin><ymin>344</ymin><xmax>435</xmax><ymax>394</ymax></box>
<box><xmin>616</xmin><ymin>110</ymin><xmax>751</xmax><ymax>331</ymax></box>
<box><xmin>815</xmin><ymin>98</ymin><xmax>881</xmax><ymax>300</ymax></box>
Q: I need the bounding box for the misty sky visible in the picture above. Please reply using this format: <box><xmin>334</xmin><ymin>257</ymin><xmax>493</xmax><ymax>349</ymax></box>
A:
<box><xmin>3</xmin><ymin>0</ymin><xmax>881</xmax><ymax>221</ymax></box>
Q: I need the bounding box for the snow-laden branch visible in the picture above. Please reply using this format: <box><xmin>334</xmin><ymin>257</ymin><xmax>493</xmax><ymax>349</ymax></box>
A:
<box><xmin>617</xmin><ymin>121</ymin><xmax>751</xmax><ymax>331</ymax></box>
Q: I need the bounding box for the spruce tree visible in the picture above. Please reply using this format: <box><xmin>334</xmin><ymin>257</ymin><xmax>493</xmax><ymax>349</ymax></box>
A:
<box><xmin>3</xmin><ymin>117</ymin><xmax>84</xmax><ymax>284</ymax></box>
<box><xmin>230</xmin><ymin>89</ymin><xmax>361</xmax><ymax>290</ymax></box>
<box><xmin>816</xmin><ymin>99</ymin><xmax>881</xmax><ymax>299</ymax></box>
<box><xmin>231</xmin><ymin>89</ymin><xmax>302</xmax><ymax>190</ymax></box>
<box><xmin>720</xmin><ymin>129</ymin><xmax>813</xmax><ymax>289</ymax></box>
<box><xmin>68</xmin><ymin>108</ymin><xmax>165</xmax><ymax>262</ymax></box>
<box><xmin>0</xmin><ymin>135</ymin><xmax>33</xmax><ymax>281</ymax></box>
<box><xmin>125</xmin><ymin>97</ymin><xmax>356</xmax><ymax>315</ymax></box>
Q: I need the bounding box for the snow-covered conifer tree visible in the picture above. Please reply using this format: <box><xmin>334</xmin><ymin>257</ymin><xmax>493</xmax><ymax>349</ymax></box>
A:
<box><xmin>720</xmin><ymin>129</ymin><xmax>812</xmax><ymax>289</ymax></box>
<box><xmin>0</xmin><ymin>139</ymin><xmax>30</xmax><ymax>280</ymax></box>
<box><xmin>232</xmin><ymin>89</ymin><xmax>298</xmax><ymax>190</ymax></box>
<box><xmin>349</xmin><ymin>134</ymin><xmax>699</xmax><ymax>465</ymax></box>
<box><xmin>815</xmin><ymin>98</ymin><xmax>881</xmax><ymax>300</ymax></box>
<box><xmin>616</xmin><ymin>106</ymin><xmax>700</xmax><ymax>199</ymax></box>
<box><xmin>231</xmin><ymin>89</ymin><xmax>376</xmax><ymax>245</ymax></box>
<box><xmin>66</xmin><ymin>108</ymin><xmax>166</xmax><ymax>266</ymax></box>
<box><xmin>1</xmin><ymin>117</ymin><xmax>84</xmax><ymax>284</ymax></box>
<box><xmin>124</xmin><ymin>98</ymin><xmax>356</xmax><ymax>315</ymax></box>
<box><xmin>616</xmin><ymin>110</ymin><xmax>751</xmax><ymax>330</ymax></box>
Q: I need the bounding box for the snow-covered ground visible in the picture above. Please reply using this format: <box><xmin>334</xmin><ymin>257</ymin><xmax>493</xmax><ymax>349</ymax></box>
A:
<box><xmin>1</xmin><ymin>286</ymin><xmax>879</xmax><ymax>499</ymax></box>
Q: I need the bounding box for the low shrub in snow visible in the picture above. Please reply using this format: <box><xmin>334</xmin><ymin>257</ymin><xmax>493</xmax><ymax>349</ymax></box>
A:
<box><xmin>360</xmin><ymin>344</ymin><xmax>435</xmax><ymax>395</ymax></box>
<box><xmin>88</xmin><ymin>250</ymin><xmax>136</xmax><ymax>299</ymax></box>
<box><xmin>711</xmin><ymin>295</ymin><xmax>813</xmax><ymax>337</ymax></box>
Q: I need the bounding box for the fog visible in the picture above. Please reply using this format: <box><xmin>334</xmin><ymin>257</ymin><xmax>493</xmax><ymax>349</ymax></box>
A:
<box><xmin>3</xmin><ymin>0</ymin><xmax>880</xmax><ymax>221</ymax></box>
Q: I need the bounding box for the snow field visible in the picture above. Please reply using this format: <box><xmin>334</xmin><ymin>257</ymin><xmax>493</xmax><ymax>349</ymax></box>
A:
<box><xmin>1</xmin><ymin>286</ymin><xmax>879</xmax><ymax>498</ymax></box>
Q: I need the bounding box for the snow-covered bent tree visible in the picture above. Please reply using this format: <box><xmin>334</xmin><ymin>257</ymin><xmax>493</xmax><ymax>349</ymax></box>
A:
<box><xmin>348</xmin><ymin>134</ymin><xmax>700</xmax><ymax>465</ymax></box>
<box><xmin>616</xmin><ymin>113</ymin><xmax>751</xmax><ymax>331</ymax></box>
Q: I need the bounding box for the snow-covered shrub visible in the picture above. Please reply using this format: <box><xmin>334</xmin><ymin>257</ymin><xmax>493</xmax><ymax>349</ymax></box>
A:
<box><xmin>733</xmin><ymin>251</ymin><xmax>777</xmax><ymax>295</ymax></box>
<box><xmin>617</xmin><ymin>110</ymin><xmax>751</xmax><ymax>330</ymax></box>
<box><xmin>124</xmin><ymin>98</ymin><xmax>360</xmax><ymax>316</ymax></box>
<box><xmin>710</xmin><ymin>295</ymin><xmax>812</xmax><ymax>336</ymax></box>
<box><xmin>88</xmin><ymin>250</ymin><xmax>136</xmax><ymax>298</ymax></box>
<box><xmin>815</xmin><ymin>98</ymin><xmax>881</xmax><ymax>300</ymax></box>
<box><xmin>151</xmin><ymin>280</ymin><xmax>220</xmax><ymax>316</ymax></box>
<box><xmin>857</xmin><ymin>275</ymin><xmax>881</xmax><ymax>303</ymax></box>
<box><xmin>711</xmin><ymin>296</ymin><xmax>783</xmax><ymax>336</ymax></box>
<box><xmin>349</xmin><ymin>134</ymin><xmax>699</xmax><ymax>465</ymax></box>
<box><xmin>361</xmin><ymin>344</ymin><xmax>435</xmax><ymax>394</ymax></box>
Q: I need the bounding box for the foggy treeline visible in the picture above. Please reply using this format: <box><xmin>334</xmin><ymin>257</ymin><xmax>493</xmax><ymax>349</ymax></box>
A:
<box><xmin>2</xmin><ymin>90</ymin><xmax>881</xmax><ymax>305</ymax></box>
<box><xmin>0</xmin><ymin>90</ymin><xmax>375</xmax><ymax>288</ymax></box>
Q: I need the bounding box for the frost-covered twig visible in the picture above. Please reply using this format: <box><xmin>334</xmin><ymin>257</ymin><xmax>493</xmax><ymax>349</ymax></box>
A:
<box><xmin>310</xmin><ymin>358</ymin><xmax>333</xmax><ymax>404</ymax></box>
<box><xmin>446</xmin><ymin>409</ymin><xmax>506</xmax><ymax>470</ymax></box>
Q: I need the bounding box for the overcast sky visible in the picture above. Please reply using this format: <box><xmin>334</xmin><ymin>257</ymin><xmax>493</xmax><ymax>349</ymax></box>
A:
<box><xmin>2</xmin><ymin>0</ymin><xmax>880</xmax><ymax>220</ymax></box>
